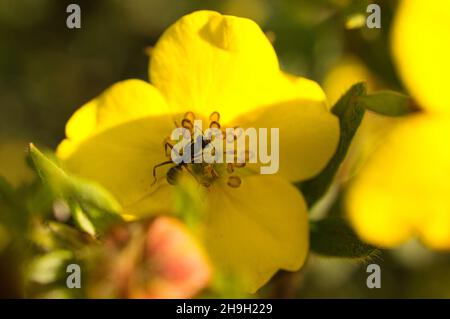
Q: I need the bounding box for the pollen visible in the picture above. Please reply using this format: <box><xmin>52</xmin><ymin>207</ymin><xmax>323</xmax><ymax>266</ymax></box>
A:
<box><xmin>227</xmin><ymin>175</ymin><xmax>242</xmax><ymax>188</ymax></box>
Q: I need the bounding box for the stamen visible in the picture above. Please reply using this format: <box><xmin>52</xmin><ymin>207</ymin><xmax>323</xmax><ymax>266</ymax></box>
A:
<box><xmin>227</xmin><ymin>176</ymin><xmax>242</xmax><ymax>188</ymax></box>
<box><xmin>184</xmin><ymin>111</ymin><xmax>195</xmax><ymax>122</ymax></box>
<box><xmin>209</xmin><ymin>111</ymin><xmax>220</xmax><ymax>122</ymax></box>
<box><xmin>181</xmin><ymin>119</ymin><xmax>193</xmax><ymax>131</ymax></box>
<box><xmin>209</xmin><ymin>121</ymin><xmax>221</xmax><ymax>129</ymax></box>
<box><xmin>202</xmin><ymin>181</ymin><xmax>212</xmax><ymax>188</ymax></box>
<box><xmin>211</xmin><ymin>167</ymin><xmax>219</xmax><ymax>178</ymax></box>
<box><xmin>203</xmin><ymin>165</ymin><xmax>220</xmax><ymax>179</ymax></box>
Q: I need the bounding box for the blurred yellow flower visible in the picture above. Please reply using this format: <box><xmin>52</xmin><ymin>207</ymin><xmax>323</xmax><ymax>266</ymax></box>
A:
<box><xmin>347</xmin><ymin>0</ymin><xmax>450</xmax><ymax>250</ymax></box>
<box><xmin>392</xmin><ymin>0</ymin><xmax>450</xmax><ymax>114</ymax></box>
<box><xmin>57</xmin><ymin>11</ymin><xmax>339</xmax><ymax>291</ymax></box>
<box><xmin>322</xmin><ymin>56</ymin><xmax>377</xmax><ymax>106</ymax></box>
<box><xmin>347</xmin><ymin>114</ymin><xmax>450</xmax><ymax>249</ymax></box>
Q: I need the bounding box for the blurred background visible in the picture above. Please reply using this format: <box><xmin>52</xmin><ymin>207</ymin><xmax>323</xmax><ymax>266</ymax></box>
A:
<box><xmin>1</xmin><ymin>0</ymin><xmax>450</xmax><ymax>298</ymax></box>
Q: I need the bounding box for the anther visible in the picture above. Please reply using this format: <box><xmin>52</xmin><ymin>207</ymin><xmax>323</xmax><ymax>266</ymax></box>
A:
<box><xmin>209</xmin><ymin>121</ymin><xmax>221</xmax><ymax>129</ymax></box>
<box><xmin>181</xmin><ymin>119</ymin><xmax>193</xmax><ymax>131</ymax></box>
<box><xmin>227</xmin><ymin>176</ymin><xmax>242</xmax><ymax>188</ymax></box>
<box><xmin>211</xmin><ymin>168</ymin><xmax>219</xmax><ymax>178</ymax></box>
<box><xmin>227</xmin><ymin>163</ymin><xmax>234</xmax><ymax>174</ymax></box>
<box><xmin>202</xmin><ymin>181</ymin><xmax>212</xmax><ymax>188</ymax></box>
<box><xmin>184</xmin><ymin>111</ymin><xmax>195</xmax><ymax>122</ymax></box>
<box><xmin>209</xmin><ymin>111</ymin><xmax>220</xmax><ymax>122</ymax></box>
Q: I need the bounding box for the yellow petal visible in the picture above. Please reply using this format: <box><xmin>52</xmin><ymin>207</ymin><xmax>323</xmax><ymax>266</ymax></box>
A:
<box><xmin>203</xmin><ymin>175</ymin><xmax>309</xmax><ymax>292</ymax></box>
<box><xmin>238</xmin><ymin>99</ymin><xmax>339</xmax><ymax>182</ymax></box>
<box><xmin>392</xmin><ymin>0</ymin><xmax>450</xmax><ymax>114</ymax></box>
<box><xmin>346</xmin><ymin>114</ymin><xmax>450</xmax><ymax>249</ymax></box>
<box><xmin>283</xmin><ymin>72</ymin><xmax>329</xmax><ymax>105</ymax></box>
<box><xmin>60</xmin><ymin>116</ymin><xmax>176</xmax><ymax>218</ymax></box>
<box><xmin>57</xmin><ymin>79</ymin><xmax>170</xmax><ymax>159</ymax></box>
<box><xmin>150</xmin><ymin>10</ymin><xmax>305</xmax><ymax>123</ymax></box>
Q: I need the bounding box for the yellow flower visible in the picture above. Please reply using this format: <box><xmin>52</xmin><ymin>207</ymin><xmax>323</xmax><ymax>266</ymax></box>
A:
<box><xmin>346</xmin><ymin>1</ymin><xmax>450</xmax><ymax>250</ymax></box>
<box><xmin>322</xmin><ymin>55</ymin><xmax>377</xmax><ymax>106</ymax></box>
<box><xmin>57</xmin><ymin>11</ymin><xmax>339</xmax><ymax>292</ymax></box>
<box><xmin>392</xmin><ymin>0</ymin><xmax>450</xmax><ymax>114</ymax></box>
<box><xmin>347</xmin><ymin>114</ymin><xmax>450</xmax><ymax>249</ymax></box>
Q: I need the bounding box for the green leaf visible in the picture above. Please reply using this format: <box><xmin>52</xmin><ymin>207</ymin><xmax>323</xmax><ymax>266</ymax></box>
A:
<box><xmin>47</xmin><ymin>221</ymin><xmax>93</xmax><ymax>250</ymax></box>
<box><xmin>310</xmin><ymin>217</ymin><xmax>377</xmax><ymax>258</ymax></box>
<box><xmin>28</xmin><ymin>144</ymin><xmax>122</xmax><ymax>236</ymax></box>
<box><xmin>72</xmin><ymin>203</ymin><xmax>97</xmax><ymax>237</ymax></box>
<box><xmin>28</xmin><ymin>144</ymin><xmax>71</xmax><ymax>196</ymax></box>
<box><xmin>299</xmin><ymin>82</ymin><xmax>367</xmax><ymax>207</ymax></box>
<box><xmin>27</xmin><ymin>249</ymin><xmax>74</xmax><ymax>284</ymax></box>
<box><xmin>174</xmin><ymin>176</ymin><xmax>206</xmax><ymax>230</ymax></box>
<box><xmin>71</xmin><ymin>177</ymin><xmax>122</xmax><ymax>215</ymax></box>
<box><xmin>358</xmin><ymin>90</ymin><xmax>417</xmax><ymax>116</ymax></box>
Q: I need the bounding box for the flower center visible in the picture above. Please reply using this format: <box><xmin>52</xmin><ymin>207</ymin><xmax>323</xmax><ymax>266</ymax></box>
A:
<box><xmin>153</xmin><ymin>111</ymin><xmax>248</xmax><ymax>188</ymax></box>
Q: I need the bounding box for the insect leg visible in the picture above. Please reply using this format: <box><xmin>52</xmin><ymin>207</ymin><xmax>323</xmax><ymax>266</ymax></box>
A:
<box><xmin>151</xmin><ymin>160</ymin><xmax>174</xmax><ymax>186</ymax></box>
<box><xmin>164</xmin><ymin>141</ymin><xmax>174</xmax><ymax>157</ymax></box>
